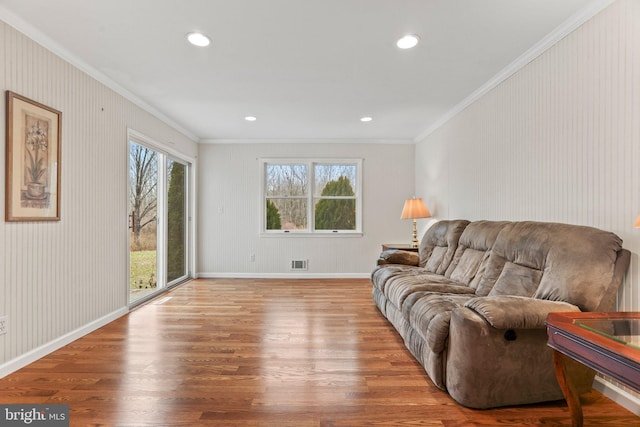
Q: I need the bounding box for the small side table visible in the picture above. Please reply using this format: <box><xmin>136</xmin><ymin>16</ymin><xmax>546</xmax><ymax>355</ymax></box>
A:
<box><xmin>546</xmin><ymin>311</ymin><xmax>640</xmax><ymax>426</ymax></box>
<box><xmin>381</xmin><ymin>243</ymin><xmax>419</xmax><ymax>252</ymax></box>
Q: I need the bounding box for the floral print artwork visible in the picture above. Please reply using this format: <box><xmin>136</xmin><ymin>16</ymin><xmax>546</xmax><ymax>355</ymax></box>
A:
<box><xmin>22</xmin><ymin>115</ymin><xmax>50</xmax><ymax>206</ymax></box>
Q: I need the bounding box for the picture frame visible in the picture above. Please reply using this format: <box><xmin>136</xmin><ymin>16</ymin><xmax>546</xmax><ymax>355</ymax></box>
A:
<box><xmin>5</xmin><ymin>91</ymin><xmax>61</xmax><ymax>221</ymax></box>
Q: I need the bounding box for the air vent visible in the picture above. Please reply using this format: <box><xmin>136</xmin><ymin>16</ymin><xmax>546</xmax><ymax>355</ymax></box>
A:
<box><xmin>290</xmin><ymin>260</ymin><xmax>308</xmax><ymax>271</ymax></box>
<box><xmin>153</xmin><ymin>297</ymin><xmax>172</xmax><ymax>305</ymax></box>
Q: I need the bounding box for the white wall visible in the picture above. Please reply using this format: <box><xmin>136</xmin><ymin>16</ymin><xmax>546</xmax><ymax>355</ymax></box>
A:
<box><xmin>0</xmin><ymin>20</ymin><xmax>198</xmax><ymax>373</ymax></box>
<box><xmin>198</xmin><ymin>142</ymin><xmax>415</xmax><ymax>277</ymax></box>
<box><xmin>416</xmin><ymin>0</ymin><xmax>639</xmax><ymax>312</ymax></box>
<box><xmin>415</xmin><ymin>0</ymin><xmax>639</xmax><ymax>406</ymax></box>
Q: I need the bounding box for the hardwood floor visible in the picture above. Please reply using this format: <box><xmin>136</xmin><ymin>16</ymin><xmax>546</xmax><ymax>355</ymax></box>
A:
<box><xmin>0</xmin><ymin>278</ymin><xmax>637</xmax><ymax>426</ymax></box>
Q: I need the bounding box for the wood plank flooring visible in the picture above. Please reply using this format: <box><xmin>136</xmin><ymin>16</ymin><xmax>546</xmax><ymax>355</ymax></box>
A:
<box><xmin>0</xmin><ymin>278</ymin><xmax>638</xmax><ymax>426</ymax></box>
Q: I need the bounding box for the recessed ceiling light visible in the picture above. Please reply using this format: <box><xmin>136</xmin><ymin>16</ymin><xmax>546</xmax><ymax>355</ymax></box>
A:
<box><xmin>396</xmin><ymin>34</ymin><xmax>419</xmax><ymax>49</ymax></box>
<box><xmin>187</xmin><ymin>32</ymin><xmax>211</xmax><ymax>47</ymax></box>
<box><xmin>360</xmin><ymin>116</ymin><xmax>373</xmax><ymax>122</ymax></box>
<box><xmin>245</xmin><ymin>116</ymin><xmax>257</xmax><ymax>122</ymax></box>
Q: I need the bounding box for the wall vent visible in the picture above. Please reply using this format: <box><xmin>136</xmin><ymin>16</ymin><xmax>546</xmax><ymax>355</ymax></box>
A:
<box><xmin>153</xmin><ymin>297</ymin><xmax>173</xmax><ymax>305</ymax></box>
<box><xmin>290</xmin><ymin>260</ymin><xmax>308</xmax><ymax>271</ymax></box>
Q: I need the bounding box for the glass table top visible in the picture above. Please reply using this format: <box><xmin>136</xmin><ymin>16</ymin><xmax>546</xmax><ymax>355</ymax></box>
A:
<box><xmin>575</xmin><ymin>319</ymin><xmax>640</xmax><ymax>350</ymax></box>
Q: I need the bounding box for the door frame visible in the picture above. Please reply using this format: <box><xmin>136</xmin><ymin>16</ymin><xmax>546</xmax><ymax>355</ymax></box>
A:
<box><xmin>126</xmin><ymin>129</ymin><xmax>197</xmax><ymax>306</ymax></box>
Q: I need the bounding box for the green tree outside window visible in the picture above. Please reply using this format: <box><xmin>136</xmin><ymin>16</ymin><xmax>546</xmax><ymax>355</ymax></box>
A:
<box><xmin>167</xmin><ymin>161</ymin><xmax>186</xmax><ymax>281</ymax></box>
<box><xmin>315</xmin><ymin>176</ymin><xmax>355</xmax><ymax>230</ymax></box>
<box><xmin>266</xmin><ymin>199</ymin><xmax>282</xmax><ymax>230</ymax></box>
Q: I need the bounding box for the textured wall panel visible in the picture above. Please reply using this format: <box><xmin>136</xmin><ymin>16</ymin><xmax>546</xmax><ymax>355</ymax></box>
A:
<box><xmin>0</xmin><ymin>21</ymin><xmax>197</xmax><ymax>366</ymax></box>
<box><xmin>416</xmin><ymin>0</ymin><xmax>639</xmax><ymax>313</ymax></box>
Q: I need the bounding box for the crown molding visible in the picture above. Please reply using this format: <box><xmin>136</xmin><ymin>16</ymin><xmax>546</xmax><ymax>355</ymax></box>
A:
<box><xmin>0</xmin><ymin>6</ymin><xmax>200</xmax><ymax>143</ymax></box>
<box><xmin>199</xmin><ymin>138</ymin><xmax>414</xmax><ymax>145</ymax></box>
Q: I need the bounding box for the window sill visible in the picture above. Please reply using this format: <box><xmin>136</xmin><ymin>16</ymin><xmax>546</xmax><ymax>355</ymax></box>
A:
<box><xmin>260</xmin><ymin>231</ymin><xmax>363</xmax><ymax>238</ymax></box>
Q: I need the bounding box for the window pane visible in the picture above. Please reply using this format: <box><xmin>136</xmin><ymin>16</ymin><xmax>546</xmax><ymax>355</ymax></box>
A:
<box><xmin>129</xmin><ymin>142</ymin><xmax>158</xmax><ymax>301</ymax></box>
<box><xmin>262</xmin><ymin>159</ymin><xmax>361</xmax><ymax>234</ymax></box>
<box><xmin>314</xmin><ymin>198</ymin><xmax>356</xmax><ymax>230</ymax></box>
<box><xmin>167</xmin><ymin>160</ymin><xmax>186</xmax><ymax>283</ymax></box>
<box><xmin>266</xmin><ymin>198</ymin><xmax>307</xmax><ymax>230</ymax></box>
<box><xmin>314</xmin><ymin>164</ymin><xmax>356</xmax><ymax>197</ymax></box>
<box><xmin>265</xmin><ymin>164</ymin><xmax>308</xmax><ymax>197</ymax></box>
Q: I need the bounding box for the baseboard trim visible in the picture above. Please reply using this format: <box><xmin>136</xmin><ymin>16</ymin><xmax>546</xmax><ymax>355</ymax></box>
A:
<box><xmin>198</xmin><ymin>272</ymin><xmax>370</xmax><ymax>279</ymax></box>
<box><xmin>593</xmin><ymin>376</ymin><xmax>640</xmax><ymax>415</ymax></box>
<box><xmin>0</xmin><ymin>307</ymin><xmax>129</xmax><ymax>379</ymax></box>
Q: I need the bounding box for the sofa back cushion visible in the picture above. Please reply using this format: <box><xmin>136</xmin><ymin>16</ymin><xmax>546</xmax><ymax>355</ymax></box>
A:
<box><xmin>478</xmin><ymin>221</ymin><xmax>623</xmax><ymax>312</ymax></box>
<box><xmin>419</xmin><ymin>220</ymin><xmax>470</xmax><ymax>274</ymax></box>
<box><xmin>445</xmin><ymin>221</ymin><xmax>510</xmax><ymax>288</ymax></box>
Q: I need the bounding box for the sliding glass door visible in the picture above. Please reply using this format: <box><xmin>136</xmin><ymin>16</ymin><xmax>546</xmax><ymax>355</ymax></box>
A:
<box><xmin>129</xmin><ymin>138</ymin><xmax>190</xmax><ymax>305</ymax></box>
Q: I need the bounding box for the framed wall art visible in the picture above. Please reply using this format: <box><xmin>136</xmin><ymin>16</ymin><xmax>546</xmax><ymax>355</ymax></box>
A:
<box><xmin>5</xmin><ymin>91</ymin><xmax>61</xmax><ymax>221</ymax></box>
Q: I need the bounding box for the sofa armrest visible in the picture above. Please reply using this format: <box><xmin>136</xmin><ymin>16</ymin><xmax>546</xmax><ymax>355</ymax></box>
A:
<box><xmin>464</xmin><ymin>296</ymin><xmax>580</xmax><ymax>329</ymax></box>
<box><xmin>377</xmin><ymin>249</ymin><xmax>419</xmax><ymax>266</ymax></box>
<box><xmin>447</xmin><ymin>305</ymin><xmax>590</xmax><ymax>408</ymax></box>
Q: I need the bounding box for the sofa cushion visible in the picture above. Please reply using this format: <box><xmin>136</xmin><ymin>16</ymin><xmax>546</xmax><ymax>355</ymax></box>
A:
<box><xmin>418</xmin><ymin>220</ymin><xmax>470</xmax><ymax>273</ymax></box>
<box><xmin>489</xmin><ymin>261</ymin><xmax>543</xmax><ymax>297</ymax></box>
<box><xmin>401</xmin><ymin>288</ymin><xmax>476</xmax><ymax>321</ymax></box>
<box><xmin>424</xmin><ymin>246</ymin><xmax>449</xmax><ymax>272</ymax></box>
<box><xmin>447</xmin><ymin>248</ymin><xmax>484</xmax><ymax>284</ymax></box>
<box><xmin>477</xmin><ymin>221</ymin><xmax>623</xmax><ymax>311</ymax></box>
<box><xmin>409</xmin><ymin>293</ymin><xmax>476</xmax><ymax>353</ymax></box>
<box><xmin>371</xmin><ymin>264</ymin><xmax>422</xmax><ymax>292</ymax></box>
<box><xmin>444</xmin><ymin>220</ymin><xmax>510</xmax><ymax>288</ymax></box>
<box><xmin>533</xmin><ymin>224</ymin><xmax>622</xmax><ymax>312</ymax></box>
<box><xmin>384</xmin><ymin>273</ymin><xmax>475</xmax><ymax>315</ymax></box>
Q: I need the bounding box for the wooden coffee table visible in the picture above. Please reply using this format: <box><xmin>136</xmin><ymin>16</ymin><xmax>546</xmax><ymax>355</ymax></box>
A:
<box><xmin>546</xmin><ymin>311</ymin><xmax>640</xmax><ymax>427</ymax></box>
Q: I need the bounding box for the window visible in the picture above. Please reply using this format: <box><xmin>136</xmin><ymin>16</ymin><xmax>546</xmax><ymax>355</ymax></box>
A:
<box><xmin>261</xmin><ymin>159</ymin><xmax>362</xmax><ymax>234</ymax></box>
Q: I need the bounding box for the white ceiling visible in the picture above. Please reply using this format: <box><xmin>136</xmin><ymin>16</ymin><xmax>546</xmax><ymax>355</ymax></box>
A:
<box><xmin>0</xmin><ymin>0</ymin><xmax>603</xmax><ymax>142</ymax></box>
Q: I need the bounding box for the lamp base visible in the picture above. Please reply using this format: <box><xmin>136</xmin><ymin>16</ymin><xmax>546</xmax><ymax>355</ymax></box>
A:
<box><xmin>411</xmin><ymin>219</ymin><xmax>419</xmax><ymax>248</ymax></box>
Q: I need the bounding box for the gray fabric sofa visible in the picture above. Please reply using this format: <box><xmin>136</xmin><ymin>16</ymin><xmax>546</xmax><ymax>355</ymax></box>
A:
<box><xmin>371</xmin><ymin>220</ymin><xmax>630</xmax><ymax>409</ymax></box>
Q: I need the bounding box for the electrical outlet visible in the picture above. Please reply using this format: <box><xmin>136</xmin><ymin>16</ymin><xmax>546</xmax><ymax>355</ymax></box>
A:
<box><xmin>0</xmin><ymin>315</ymin><xmax>7</xmax><ymax>336</ymax></box>
<box><xmin>250</xmin><ymin>254</ymin><xmax>255</xmax><ymax>262</ymax></box>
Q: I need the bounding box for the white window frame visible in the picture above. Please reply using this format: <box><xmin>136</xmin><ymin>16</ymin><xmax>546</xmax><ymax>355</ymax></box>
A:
<box><xmin>260</xmin><ymin>158</ymin><xmax>363</xmax><ymax>236</ymax></box>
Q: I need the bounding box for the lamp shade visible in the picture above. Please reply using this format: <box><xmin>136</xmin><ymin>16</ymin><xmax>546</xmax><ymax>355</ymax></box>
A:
<box><xmin>635</xmin><ymin>214</ymin><xmax>640</xmax><ymax>228</ymax></box>
<box><xmin>400</xmin><ymin>198</ymin><xmax>431</xmax><ymax>220</ymax></box>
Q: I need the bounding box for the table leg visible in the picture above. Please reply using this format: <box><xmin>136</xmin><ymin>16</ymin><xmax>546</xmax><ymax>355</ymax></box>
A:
<box><xmin>553</xmin><ymin>350</ymin><xmax>583</xmax><ymax>427</ymax></box>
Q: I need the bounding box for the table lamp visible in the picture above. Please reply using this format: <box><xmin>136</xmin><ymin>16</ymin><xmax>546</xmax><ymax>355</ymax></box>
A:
<box><xmin>401</xmin><ymin>197</ymin><xmax>431</xmax><ymax>248</ymax></box>
<box><xmin>635</xmin><ymin>214</ymin><xmax>640</xmax><ymax>228</ymax></box>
